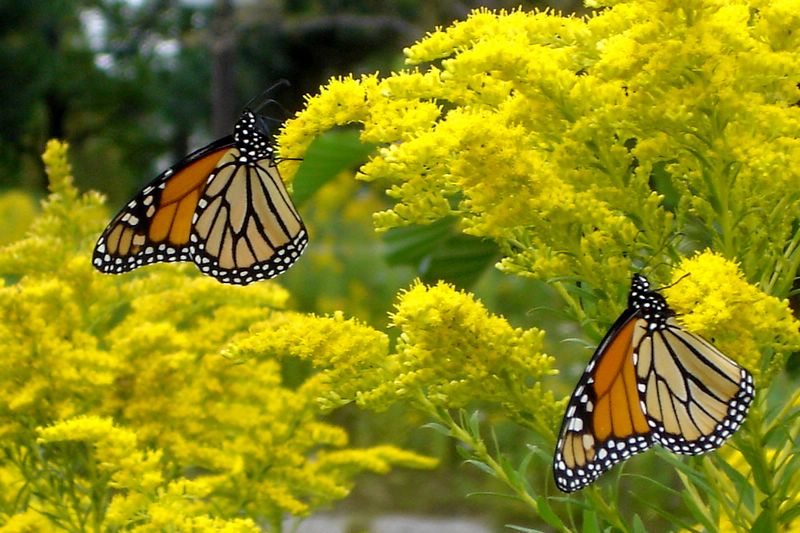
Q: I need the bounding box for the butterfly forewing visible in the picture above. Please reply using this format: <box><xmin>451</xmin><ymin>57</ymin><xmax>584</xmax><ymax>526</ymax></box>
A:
<box><xmin>553</xmin><ymin>312</ymin><xmax>655</xmax><ymax>493</ymax></box>
<box><xmin>93</xmin><ymin>140</ymin><xmax>233</xmax><ymax>274</ymax></box>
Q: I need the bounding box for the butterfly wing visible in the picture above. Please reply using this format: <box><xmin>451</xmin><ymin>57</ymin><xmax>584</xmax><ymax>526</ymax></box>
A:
<box><xmin>190</xmin><ymin>150</ymin><xmax>308</xmax><ymax>285</ymax></box>
<box><xmin>635</xmin><ymin>318</ymin><xmax>754</xmax><ymax>454</ymax></box>
<box><xmin>93</xmin><ymin>138</ymin><xmax>235</xmax><ymax>275</ymax></box>
<box><xmin>553</xmin><ymin>310</ymin><xmax>655</xmax><ymax>493</ymax></box>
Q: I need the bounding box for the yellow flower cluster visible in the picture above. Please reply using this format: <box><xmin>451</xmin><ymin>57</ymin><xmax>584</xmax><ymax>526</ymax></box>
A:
<box><xmin>36</xmin><ymin>416</ymin><xmax>260</xmax><ymax>532</ymax></box>
<box><xmin>0</xmin><ymin>141</ymin><xmax>435</xmax><ymax>529</ymax></box>
<box><xmin>6</xmin><ymin>0</ymin><xmax>800</xmax><ymax>527</ymax></box>
<box><xmin>0</xmin><ymin>508</ymin><xmax>51</xmax><ymax>533</ymax></box>
<box><xmin>0</xmin><ymin>190</ymin><xmax>37</xmax><ymax>247</ymax></box>
<box><xmin>371</xmin><ymin>281</ymin><xmax>557</xmax><ymax>424</ymax></box>
<box><xmin>274</xmin><ymin>7</ymin><xmax>800</xmax><ymax>524</ymax></box>
<box><xmin>224</xmin><ymin>310</ymin><xmax>389</xmax><ymax>411</ymax></box>
<box><xmin>222</xmin><ymin>279</ymin><xmax>560</xmax><ymax>428</ymax></box>
<box><xmin>279</xmin><ymin>1</ymin><xmax>800</xmax><ymax>304</ymax></box>
<box><xmin>666</xmin><ymin>252</ymin><xmax>800</xmax><ymax>382</ymax></box>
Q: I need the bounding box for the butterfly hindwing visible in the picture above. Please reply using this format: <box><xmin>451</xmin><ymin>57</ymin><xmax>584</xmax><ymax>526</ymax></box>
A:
<box><xmin>635</xmin><ymin>320</ymin><xmax>754</xmax><ymax>454</ymax></box>
<box><xmin>190</xmin><ymin>148</ymin><xmax>308</xmax><ymax>285</ymax></box>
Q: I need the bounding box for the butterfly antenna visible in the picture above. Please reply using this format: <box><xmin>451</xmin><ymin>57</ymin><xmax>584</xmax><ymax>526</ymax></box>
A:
<box><xmin>253</xmin><ymin>98</ymin><xmax>293</xmax><ymax>119</ymax></box>
<box><xmin>244</xmin><ymin>79</ymin><xmax>291</xmax><ymax>111</ymax></box>
<box><xmin>654</xmin><ymin>272</ymin><xmax>691</xmax><ymax>292</ymax></box>
<box><xmin>634</xmin><ymin>231</ymin><xmax>687</xmax><ymax>282</ymax></box>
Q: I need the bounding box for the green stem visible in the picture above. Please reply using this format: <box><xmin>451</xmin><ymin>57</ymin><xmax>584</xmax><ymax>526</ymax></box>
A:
<box><xmin>551</xmin><ymin>281</ymin><xmax>602</xmax><ymax>339</ymax></box>
<box><xmin>772</xmin><ymin>226</ymin><xmax>800</xmax><ymax>296</ymax></box>
<box><xmin>552</xmin><ymin>281</ymin><xmax>585</xmax><ymax>323</ymax></box>
<box><xmin>418</xmin><ymin>394</ymin><xmax>632</xmax><ymax>533</ymax></box>
<box><xmin>713</xmin><ymin>165</ymin><xmax>736</xmax><ymax>260</ymax></box>
<box><xmin>439</xmin><ymin>406</ymin><xmax>542</xmax><ymax>511</ymax></box>
<box><xmin>576</xmin><ymin>485</ymin><xmax>631</xmax><ymax>533</ymax></box>
<box><xmin>746</xmin><ymin>403</ymin><xmax>778</xmax><ymax>531</ymax></box>
<box><xmin>269</xmin><ymin>511</ymin><xmax>283</xmax><ymax>533</ymax></box>
<box><xmin>701</xmin><ymin>459</ymin><xmax>752</xmax><ymax>531</ymax></box>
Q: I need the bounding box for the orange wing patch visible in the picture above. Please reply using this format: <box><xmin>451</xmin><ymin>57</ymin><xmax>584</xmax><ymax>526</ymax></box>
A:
<box><xmin>592</xmin><ymin>318</ymin><xmax>650</xmax><ymax>440</ymax></box>
<box><xmin>148</xmin><ymin>147</ymin><xmax>230</xmax><ymax>246</ymax></box>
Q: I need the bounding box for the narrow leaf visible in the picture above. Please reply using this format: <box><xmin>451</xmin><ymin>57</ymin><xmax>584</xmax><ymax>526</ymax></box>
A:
<box><xmin>290</xmin><ymin>129</ymin><xmax>375</xmax><ymax>206</ymax></box>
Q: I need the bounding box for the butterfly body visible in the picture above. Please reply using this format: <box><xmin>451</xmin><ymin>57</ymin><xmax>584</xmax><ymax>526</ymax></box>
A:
<box><xmin>93</xmin><ymin>109</ymin><xmax>307</xmax><ymax>285</ymax></box>
<box><xmin>553</xmin><ymin>274</ymin><xmax>754</xmax><ymax>493</ymax></box>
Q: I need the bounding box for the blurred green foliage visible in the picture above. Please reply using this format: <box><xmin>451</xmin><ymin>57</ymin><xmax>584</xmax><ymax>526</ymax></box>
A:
<box><xmin>0</xmin><ymin>190</ymin><xmax>38</xmax><ymax>246</ymax></box>
<box><xmin>0</xmin><ymin>0</ymin><xmax>551</xmax><ymax>205</ymax></box>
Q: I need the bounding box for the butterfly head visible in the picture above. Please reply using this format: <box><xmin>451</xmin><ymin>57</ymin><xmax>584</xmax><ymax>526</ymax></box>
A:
<box><xmin>234</xmin><ymin>109</ymin><xmax>275</xmax><ymax>160</ymax></box>
<box><xmin>629</xmin><ymin>274</ymin><xmax>672</xmax><ymax>327</ymax></box>
<box><xmin>630</xmin><ymin>273</ymin><xmax>650</xmax><ymax>294</ymax></box>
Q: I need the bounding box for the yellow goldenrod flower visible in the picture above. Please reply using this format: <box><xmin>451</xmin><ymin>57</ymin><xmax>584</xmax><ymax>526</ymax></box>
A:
<box><xmin>359</xmin><ymin>281</ymin><xmax>557</xmax><ymax>424</ymax></box>
<box><xmin>0</xmin><ymin>508</ymin><xmax>52</xmax><ymax>533</ymax></box>
<box><xmin>273</xmin><ymin>3</ymin><xmax>800</xmax><ymax>528</ymax></box>
<box><xmin>0</xmin><ymin>142</ymin><xmax>436</xmax><ymax>529</ymax></box>
<box><xmin>666</xmin><ymin>251</ymin><xmax>800</xmax><ymax>383</ymax></box>
<box><xmin>224</xmin><ymin>310</ymin><xmax>390</xmax><ymax>411</ymax></box>
<box><xmin>279</xmin><ymin>1</ymin><xmax>800</xmax><ymax>302</ymax></box>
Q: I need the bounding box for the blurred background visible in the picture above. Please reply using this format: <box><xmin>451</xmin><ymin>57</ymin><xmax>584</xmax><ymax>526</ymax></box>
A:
<box><xmin>0</xmin><ymin>0</ymin><xmax>582</xmax><ymax>203</ymax></box>
<box><xmin>0</xmin><ymin>1</ymin><xmax>588</xmax><ymax>530</ymax></box>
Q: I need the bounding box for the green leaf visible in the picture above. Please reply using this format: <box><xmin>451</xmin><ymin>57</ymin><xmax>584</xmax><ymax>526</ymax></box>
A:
<box><xmin>629</xmin><ymin>485</ymin><xmax>695</xmax><ymax>531</ymax></box>
<box><xmin>581</xmin><ymin>509</ymin><xmax>600</xmax><ymax>533</ymax></box>
<box><xmin>421</xmin><ymin>422</ymin><xmax>453</xmax><ymax>437</ymax></box>
<box><xmin>533</xmin><ymin>495</ymin><xmax>568</xmax><ymax>530</ymax></box>
<box><xmin>748</xmin><ymin>449</ymin><xmax>773</xmax><ymax>495</ymax></box>
<box><xmin>467</xmin><ymin>410</ymin><xmax>482</xmax><ymax>439</ymax></box>
<box><xmin>657</xmin><ymin>453</ymin><xmax>710</xmax><ymax>491</ymax></box>
<box><xmin>420</xmin><ymin>233</ymin><xmax>499</xmax><ymax>288</ymax></box>
<box><xmin>763</xmin><ymin>406</ymin><xmax>800</xmax><ymax>446</ymax></box>
<box><xmin>499</xmin><ymin>453</ymin><xmax>522</xmax><ymax>487</ymax></box>
<box><xmin>467</xmin><ymin>490</ymin><xmax>519</xmax><ymax>500</ymax></box>
<box><xmin>715</xmin><ymin>456</ymin><xmax>754</xmax><ymax>509</ymax></box>
<box><xmin>382</xmin><ymin>217</ymin><xmax>499</xmax><ymax>288</ymax></box>
<box><xmin>383</xmin><ymin>217</ymin><xmax>456</xmax><ymax>265</ymax></box>
<box><xmin>506</xmin><ymin>525</ymin><xmax>546</xmax><ymax>533</ymax></box>
<box><xmin>519</xmin><ymin>448</ymin><xmax>536</xmax><ymax>476</ymax></box>
<box><xmin>631</xmin><ymin>515</ymin><xmax>647</xmax><ymax>533</ymax></box>
<box><xmin>290</xmin><ymin>129</ymin><xmax>376</xmax><ymax>206</ymax></box>
<box><xmin>778</xmin><ymin>449</ymin><xmax>800</xmax><ymax>496</ymax></box>
<box><xmin>649</xmin><ymin>160</ymin><xmax>681</xmax><ymax>211</ymax></box>
<box><xmin>463</xmin><ymin>458</ymin><xmax>496</xmax><ymax>477</ymax></box>
<box><xmin>526</xmin><ymin>443</ymin><xmax>554</xmax><ymax>465</ymax></box>
<box><xmin>674</xmin><ymin>470</ymin><xmax>716</xmax><ymax>533</ymax></box>
<box><xmin>781</xmin><ymin>497</ymin><xmax>800</xmax><ymax>523</ymax></box>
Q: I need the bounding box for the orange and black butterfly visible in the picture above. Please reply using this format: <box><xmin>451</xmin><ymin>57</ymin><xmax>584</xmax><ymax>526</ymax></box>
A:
<box><xmin>553</xmin><ymin>274</ymin><xmax>754</xmax><ymax>492</ymax></box>
<box><xmin>93</xmin><ymin>96</ymin><xmax>307</xmax><ymax>285</ymax></box>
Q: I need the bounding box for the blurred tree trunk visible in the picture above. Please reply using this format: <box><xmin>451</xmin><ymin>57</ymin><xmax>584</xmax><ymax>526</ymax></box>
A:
<box><xmin>212</xmin><ymin>0</ymin><xmax>237</xmax><ymax>137</ymax></box>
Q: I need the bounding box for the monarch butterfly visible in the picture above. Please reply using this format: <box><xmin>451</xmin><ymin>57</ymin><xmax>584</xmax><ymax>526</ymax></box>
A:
<box><xmin>553</xmin><ymin>274</ymin><xmax>754</xmax><ymax>492</ymax></box>
<box><xmin>93</xmin><ymin>96</ymin><xmax>307</xmax><ymax>286</ymax></box>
